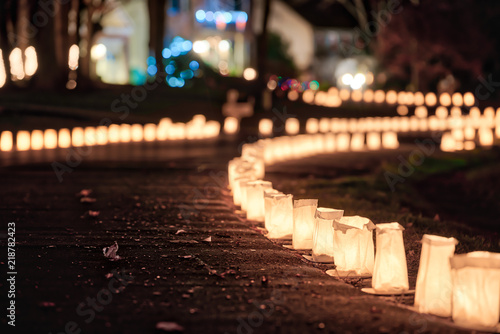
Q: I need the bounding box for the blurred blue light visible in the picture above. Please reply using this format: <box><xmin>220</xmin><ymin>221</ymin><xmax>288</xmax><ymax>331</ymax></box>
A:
<box><xmin>171</xmin><ymin>46</ymin><xmax>180</xmax><ymax>57</ymax></box>
<box><xmin>147</xmin><ymin>65</ymin><xmax>157</xmax><ymax>76</ymax></box>
<box><xmin>146</xmin><ymin>56</ymin><xmax>156</xmax><ymax>66</ymax></box>
<box><xmin>223</xmin><ymin>12</ymin><xmax>232</xmax><ymax>23</ymax></box>
<box><xmin>195</xmin><ymin>10</ymin><xmax>205</xmax><ymax>22</ymax></box>
<box><xmin>168</xmin><ymin>77</ymin><xmax>178</xmax><ymax>87</ymax></box>
<box><xmin>182</xmin><ymin>40</ymin><xmax>193</xmax><ymax>52</ymax></box>
<box><xmin>173</xmin><ymin>36</ymin><xmax>184</xmax><ymax>43</ymax></box>
<box><xmin>180</xmin><ymin>69</ymin><xmax>194</xmax><ymax>79</ymax></box>
<box><xmin>237</xmin><ymin>12</ymin><xmax>248</xmax><ymax>22</ymax></box>
<box><xmin>162</xmin><ymin>48</ymin><xmax>171</xmax><ymax>58</ymax></box>
<box><xmin>166</xmin><ymin>64</ymin><xmax>176</xmax><ymax>75</ymax></box>
<box><xmin>189</xmin><ymin>60</ymin><xmax>199</xmax><ymax>70</ymax></box>
<box><xmin>205</xmin><ymin>11</ymin><xmax>214</xmax><ymax>22</ymax></box>
<box><xmin>177</xmin><ymin>78</ymin><xmax>185</xmax><ymax>87</ymax></box>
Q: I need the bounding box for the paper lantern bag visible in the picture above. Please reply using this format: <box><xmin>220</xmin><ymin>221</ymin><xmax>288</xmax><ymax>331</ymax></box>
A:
<box><xmin>372</xmin><ymin>222</ymin><xmax>409</xmax><ymax>292</ymax></box>
<box><xmin>246</xmin><ymin>180</ymin><xmax>272</xmax><ymax>221</ymax></box>
<box><xmin>450</xmin><ymin>251</ymin><xmax>500</xmax><ymax>328</ymax></box>
<box><xmin>414</xmin><ymin>234</ymin><xmax>457</xmax><ymax>317</ymax></box>
<box><xmin>312</xmin><ymin>208</ymin><xmax>344</xmax><ymax>262</ymax></box>
<box><xmin>266</xmin><ymin>194</ymin><xmax>293</xmax><ymax>239</ymax></box>
<box><xmin>292</xmin><ymin>199</ymin><xmax>318</xmax><ymax>250</ymax></box>
<box><xmin>332</xmin><ymin>216</ymin><xmax>375</xmax><ymax>275</ymax></box>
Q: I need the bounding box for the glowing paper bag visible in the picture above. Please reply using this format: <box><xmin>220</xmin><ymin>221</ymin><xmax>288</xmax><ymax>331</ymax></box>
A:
<box><xmin>414</xmin><ymin>234</ymin><xmax>457</xmax><ymax>317</ymax></box>
<box><xmin>372</xmin><ymin>222</ymin><xmax>409</xmax><ymax>292</ymax></box>
<box><xmin>332</xmin><ymin>216</ymin><xmax>375</xmax><ymax>275</ymax></box>
<box><xmin>266</xmin><ymin>194</ymin><xmax>293</xmax><ymax>239</ymax></box>
<box><xmin>450</xmin><ymin>251</ymin><xmax>500</xmax><ymax>328</ymax></box>
<box><xmin>292</xmin><ymin>199</ymin><xmax>318</xmax><ymax>250</ymax></box>
<box><xmin>312</xmin><ymin>208</ymin><xmax>343</xmax><ymax>262</ymax></box>
<box><xmin>246</xmin><ymin>180</ymin><xmax>272</xmax><ymax>221</ymax></box>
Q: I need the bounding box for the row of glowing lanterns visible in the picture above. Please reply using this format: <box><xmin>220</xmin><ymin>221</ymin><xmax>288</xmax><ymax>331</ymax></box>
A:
<box><xmin>246</xmin><ymin>105</ymin><xmax>500</xmax><ymax>152</ymax></box>
<box><xmin>228</xmin><ymin>141</ymin><xmax>500</xmax><ymax>330</ymax></box>
<box><xmin>297</xmin><ymin>86</ymin><xmax>476</xmax><ymax>108</ymax></box>
<box><xmin>0</xmin><ymin>115</ymin><xmax>220</xmax><ymax>152</ymax></box>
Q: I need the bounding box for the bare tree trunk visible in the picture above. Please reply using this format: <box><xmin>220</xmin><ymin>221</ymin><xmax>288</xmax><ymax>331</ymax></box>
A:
<box><xmin>148</xmin><ymin>0</ymin><xmax>166</xmax><ymax>76</ymax></box>
<box><xmin>54</xmin><ymin>0</ymin><xmax>71</xmax><ymax>83</ymax></box>
<box><xmin>0</xmin><ymin>0</ymin><xmax>13</xmax><ymax>88</ymax></box>
<box><xmin>255</xmin><ymin>0</ymin><xmax>271</xmax><ymax>110</ymax></box>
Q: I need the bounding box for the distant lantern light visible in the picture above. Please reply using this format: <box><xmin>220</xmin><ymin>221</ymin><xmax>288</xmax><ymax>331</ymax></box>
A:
<box><xmin>439</xmin><ymin>93</ymin><xmax>451</xmax><ymax>106</ymax></box>
<box><xmin>382</xmin><ymin>131</ymin><xmax>399</xmax><ymax>149</ymax></box>
<box><xmin>58</xmin><ymin>128</ymin><xmax>71</xmax><ymax>148</ymax></box>
<box><xmin>131</xmin><ymin>124</ymin><xmax>143</xmax><ymax>142</ymax></box>
<box><xmin>0</xmin><ymin>131</ymin><xmax>13</xmax><ymax>151</ymax></box>
<box><xmin>84</xmin><ymin>127</ymin><xmax>96</xmax><ymax>146</ymax></box>
<box><xmin>108</xmin><ymin>124</ymin><xmax>120</xmax><ymax>143</ymax></box>
<box><xmin>162</xmin><ymin>48</ymin><xmax>172</xmax><ymax>58</ymax></box>
<box><xmin>351</xmin><ymin>73</ymin><xmax>365</xmax><ymax>90</ymax></box>
<box><xmin>144</xmin><ymin>123</ymin><xmax>156</xmax><ymax>141</ymax></box>
<box><xmin>351</xmin><ymin>89</ymin><xmax>362</xmax><ymax>102</ymax></box>
<box><xmin>0</xmin><ymin>49</ymin><xmax>6</xmax><ymax>88</ymax></box>
<box><xmin>243</xmin><ymin>68</ymin><xmax>257</xmax><ymax>81</ymax></box>
<box><xmin>397</xmin><ymin>105</ymin><xmax>408</xmax><ymax>116</ymax></box>
<box><xmin>195</xmin><ymin>9</ymin><xmax>206</xmax><ymax>22</ymax></box>
<box><xmin>95</xmin><ymin>126</ymin><xmax>107</xmax><ymax>145</ymax></box>
<box><xmin>223</xmin><ymin>117</ymin><xmax>239</xmax><ymax>135</ymax></box>
<box><xmin>374</xmin><ymin>90</ymin><xmax>385</xmax><ymax>103</ymax></box>
<box><xmin>285</xmin><ymin>118</ymin><xmax>300</xmax><ymax>135</ymax></box>
<box><xmin>302</xmin><ymin>89</ymin><xmax>315</xmax><ymax>104</ymax></box>
<box><xmin>305</xmin><ymin>118</ymin><xmax>319</xmax><ymax>134</ymax></box>
<box><xmin>339</xmin><ymin>89</ymin><xmax>350</xmax><ymax>101</ymax></box>
<box><xmin>436</xmin><ymin>106</ymin><xmax>448</xmax><ymax>119</ymax></box>
<box><xmin>463</xmin><ymin>92</ymin><xmax>475</xmax><ymax>107</ymax></box>
<box><xmin>363</xmin><ymin>89</ymin><xmax>374</xmax><ymax>103</ymax></box>
<box><xmin>414</xmin><ymin>92</ymin><xmax>425</xmax><ymax>106</ymax></box>
<box><xmin>425</xmin><ymin>92</ymin><xmax>437</xmax><ymax>106</ymax></box>
<box><xmin>287</xmin><ymin>90</ymin><xmax>299</xmax><ymax>101</ymax></box>
<box><xmin>366</xmin><ymin>132</ymin><xmax>381</xmax><ymax>150</ymax></box>
<box><xmin>16</xmin><ymin>131</ymin><xmax>31</xmax><ymax>151</ymax></box>
<box><xmin>246</xmin><ymin>180</ymin><xmax>273</xmax><ymax>222</ymax></box>
<box><xmin>415</xmin><ymin>106</ymin><xmax>428</xmax><ymax>118</ymax></box>
<box><xmin>24</xmin><ymin>46</ymin><xmax>38</xmax><ymax>76</ymax></box>
<box><xmin>314</xmin><ymin>91</ymin><xmax>327</xmax><ymax>105</ymax></box>
<box><xmin>44</xmin><ymin>129</ymin><xmax>58</xmax><ymax>149</ymax></box>
<box><xmin>386</xmin><ymin>90</ymin><xmax>397</xmax><ymax>104</ymax></box>
<box><xmin>68</xmin><ymin>44</ymin><xmax>79</xmax><ymax>70</ymax></box>
<box><xmin>71</xmin><ymin>127</ymin><xmax>84</xmax><ymax>147</ymax></box>
<box><xmin>259</xmin><ymin>119</ymin><xmax>273</xmax><ymax>136</ymax></box>
<box><xmin>9</xmin><ymin>48</ymin><xmax>25</xmax><ymax>80</ymax></box>
<box><xmin>451</xmin><ymin>92</ymin><xmax>463</xmax><ymax>106</ymax></box>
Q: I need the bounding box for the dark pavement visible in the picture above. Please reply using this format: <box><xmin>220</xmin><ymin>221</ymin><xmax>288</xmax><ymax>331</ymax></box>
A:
<box><xmin>0</xmin><ymin>139</ymin><xmax>473</xmax><ymax>334</ymax></box>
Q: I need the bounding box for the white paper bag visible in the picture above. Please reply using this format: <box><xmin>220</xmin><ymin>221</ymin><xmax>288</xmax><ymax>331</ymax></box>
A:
<box><xmin>332</xmin><ymin>216</ymin><xmax>375</xmax><ymax>275</ymax></box>
<box><xmin>372</xmin><ymin>222</ymin><xmax>409</xmax><ymax>292</ymax></box>
<box><xmin>312</xmin><ymin>208</ymin><xmax>343</xmax><ymax>262</ymax></box>
<box><xmin>414</xmin><ymin>234</ymin><xmax>457</xmax><ymax>317</ymax></box>
<box><xmin>266</xmin><ymin>194</ymin><xmax>293</xmax><ymax>239</ymax></box>
<box><xmin>450</xmin><ymin>251</ymin><xmax>500</xmax><ymax>328</ymax></box>
<box><xmin>292</xmin><ymin>199</ymin><xmax>318</xmax><ymax>249</ymax></box>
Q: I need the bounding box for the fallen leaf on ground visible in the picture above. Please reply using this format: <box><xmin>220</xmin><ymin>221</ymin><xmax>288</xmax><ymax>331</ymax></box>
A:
<box><xmin>89</xmin><ymin>210</ymin><xmax>100</xmax><ymax>217</ymax></box>
<box><xmin>80</xmin><ymin>197</ymin><xmax>96</xmax><ymax>203</ymax></box>
<box><xmin>76</xmin><ymin>189</ymin><xmax>92</xmax><ymax>197</ymax></box>
<box><xmin>175</xmin><ymin>229</ymin><xmax>186</xmax><ymax>235</ymax></box>
<box><xmin>156</xmin><ymin>322</ymin><xmax>184</xmax><ymax>332</ymax></box>
<box><xmin>203</xmin><ymin>236</ymin><xmax>212</xmax><ymax>242</ymax></box>
<box><xmin>103</xmin><ymin>241</ymin><xmax>121</xmax><ymax>261</ymax></box>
